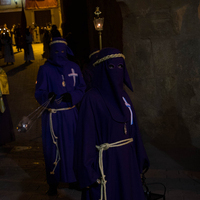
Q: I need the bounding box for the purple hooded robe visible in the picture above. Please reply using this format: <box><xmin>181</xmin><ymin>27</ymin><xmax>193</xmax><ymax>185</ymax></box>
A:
<box><xmin>74</xmin><ymin>48</ymin><xmax>149</xmax><ymax>200</ymax></box>
<box><xmin>35</xmin><ymin>37</ymin><xmax>86</xmax><ymax>185</ymax></box>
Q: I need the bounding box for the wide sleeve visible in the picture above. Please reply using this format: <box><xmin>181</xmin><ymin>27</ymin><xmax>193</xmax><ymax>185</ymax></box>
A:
<box><xmin>132</xmin><ymin>107</ymin><xmax>150</xmax><ymax>173</ymax></box>
<box><xmin>74</xmin><ymin>94</ymin><xmax>100</xmax><ymax>189</ymax></box>
<box><xmin>35</xmin><ymin>65</ymin><xmax>49</xmax><ymax>105</ymax></box>
<box><xmin>69</xmin><ymin>67</ymin><xmax>86</xmax><ymax>106</ymax></box>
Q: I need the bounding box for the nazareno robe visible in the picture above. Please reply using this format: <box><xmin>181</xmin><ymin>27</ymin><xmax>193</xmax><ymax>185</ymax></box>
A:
<box><xmin>74</xmin><ymin>88</ymin><xmax>149</xmax><ymax>200</ymax></box>
<box><xmin>24</xmin><ymin>33</ymin><xmax>35</xmax><ymax>62</ymax></box>
<box><xmin>1</xmin><ymin>36</ymin><xmax>15</xmax><ymax>63</ymax></box>
<box><xmin>74</xmin><ymin>47</ymin><xmax>149</xmax><ymax>200</ymax></box>
<box><xmin>35</xmin><ymin>58</ymin><xmax>86</xmax><ymax>184</ymax></box>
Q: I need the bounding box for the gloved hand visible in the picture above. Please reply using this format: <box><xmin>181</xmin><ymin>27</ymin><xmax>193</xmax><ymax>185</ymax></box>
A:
<box><xmin>48</xmin><ymin>92</ymin><xmax>56</xmax><ymax>103</ymax></box>
<box><xmin>61</xmin><ymin>92</ymin><xmax>72</xmax><ymax>103</ymax></box>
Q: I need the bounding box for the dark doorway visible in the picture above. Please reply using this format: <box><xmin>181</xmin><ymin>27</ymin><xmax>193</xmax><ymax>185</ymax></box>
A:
<box><xmin>34</xmin><ymin>10</ymin><xmax>51</xmax><ymax>27</ymax></box>
<box><xmin>60</xmin><ymin>0</ymin><xmax>123</xmax><ymax>67</ymax></box>
<box><xmin>0</xmin><ymin>11</ymin><xmax>21</xmax><ymax>29</ymax></box>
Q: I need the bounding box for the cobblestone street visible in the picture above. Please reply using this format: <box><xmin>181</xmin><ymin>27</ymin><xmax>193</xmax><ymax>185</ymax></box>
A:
<box><xmin>0</xmin><ymin>43</ymin><xmax>200</xmax><ymax>200</ymax></box>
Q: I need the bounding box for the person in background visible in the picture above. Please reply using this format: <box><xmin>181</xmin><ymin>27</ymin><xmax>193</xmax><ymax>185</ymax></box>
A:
<box><xmin>1</xmin><ymin>32</ymin><xmax>15</xmax><ymax>65</ymax></box>
<box><xmin>42</xmin><ymin>28</ymin><xmax>51</xmax><ymax>59</ymax></box>
<box><xmin>74</xmin><ymin>47</ymin><xmax>150</xmax><ymax>200</ymax></box>
<box><xmin>24</xmin><ymin>28</ymin><xmax>35</xmax><ymax>63</ymax></box>
<box><xmin>3</xmin><ymin>24</ymin><xmax>9</xmax><ymax>35</ymax></box>
<box><xmin>14</xmin><ymin>23</ymin><xmax>22</xmax><ymax>52</ymax></box>
<box><xmin>33</xmin><ymin>24</ymin><xmax>40</xmax><ymax>43</ymax></box>
<box><xmin>0</xmin><ymin>67</ymin><xmax>15</xmax><ymax>146</ymax></box>
<box><xmin>35</xmin><ymin>37</ymin><xmax>86</xmax><ymax>196</ymax></box>
<box><xmin>11</xmin><ymin>24</ymin><xmax>16</xmax><ymax>46</ymax></box>
<box><xmin>50</xmin><ymin>24</ymin><xmax>61</xmax><ymax>39</ymax></box>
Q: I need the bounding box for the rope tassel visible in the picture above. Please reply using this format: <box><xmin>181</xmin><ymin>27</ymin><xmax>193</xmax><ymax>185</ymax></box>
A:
<box><xmin>48</xmin><ymin>106</ymin><xmax>75</xmax><ymax>174</ymax></box>
<box><xmin>96</xmin><ymin>138</ymin><xmax>133</xmax><ymax>200</ymax></box>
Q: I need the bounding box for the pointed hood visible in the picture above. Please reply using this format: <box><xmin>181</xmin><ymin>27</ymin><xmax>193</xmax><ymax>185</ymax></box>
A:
<box><xmin>48</xmin><ymin>37</ymin><xmax>74</xmax><ymax>67</ymax></box>
<box><xmin>93</xmin><ymin>47</ymin><xmax>133</xmax><ymax>123</ymax></box>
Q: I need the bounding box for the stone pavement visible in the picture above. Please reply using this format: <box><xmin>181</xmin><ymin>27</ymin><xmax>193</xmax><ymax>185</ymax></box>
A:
<box><xmin>0</xmin><ymin>44</ymin><xmax>200</xmax><ymax>200</ymax></box>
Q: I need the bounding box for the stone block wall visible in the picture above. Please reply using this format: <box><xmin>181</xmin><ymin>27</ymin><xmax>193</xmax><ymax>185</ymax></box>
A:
<box><xmin>118</xmin><ymin>0</ymin><xmax>200</xmax><ymax>149</ymax></box>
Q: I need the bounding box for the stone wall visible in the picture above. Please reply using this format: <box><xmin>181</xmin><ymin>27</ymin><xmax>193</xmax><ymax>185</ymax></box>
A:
<box><xmin>117</xmin><ymin>0</ymin><xmax>200</xmax><ymax>149</ymax></box>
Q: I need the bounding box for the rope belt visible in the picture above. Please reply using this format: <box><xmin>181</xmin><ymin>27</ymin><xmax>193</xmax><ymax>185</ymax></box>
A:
<box><xmin>48</xmin><ymin>105</ymin><xmax>75</xmax><ymax>174</ymax></box>
<box><xmin>96</xmin><ymin>138</ymin><xmax>133</xmax><ymax>200</ymax></box>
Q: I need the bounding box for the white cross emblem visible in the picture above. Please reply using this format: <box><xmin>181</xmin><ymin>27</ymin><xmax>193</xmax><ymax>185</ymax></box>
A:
<box><xmin>68</xmin><ymin>68</ymin><xmax>78</xmax><ymax>86</ymax></box>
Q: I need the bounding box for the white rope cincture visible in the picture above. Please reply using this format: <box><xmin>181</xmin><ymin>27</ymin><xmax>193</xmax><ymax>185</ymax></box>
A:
<box><xmin>48</xmin><ymin>106</ymin><xmax>75</xmax><ymax>174</ymax></box>
<box><xmin>122</xmin><ymin>97</ymin><xmax>133</xmax><ymax>125</ymax></box>
<box><xmin>96</xmin><ymin>138</ymin><xmax>133</xmax><ymax>200</ymax></box>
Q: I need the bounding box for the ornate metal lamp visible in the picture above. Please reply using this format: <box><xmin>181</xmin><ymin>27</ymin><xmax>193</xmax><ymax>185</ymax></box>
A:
<box><xmin>93</xmin><ymin>7</ymin><xmax>104</xmax><ymax>50</ymax></box>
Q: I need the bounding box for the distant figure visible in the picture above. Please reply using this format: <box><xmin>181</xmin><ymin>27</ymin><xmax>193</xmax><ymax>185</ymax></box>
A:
<box><xmin>3</xmin><ymin>24</ymin><xmax>9</xmax><ymax>35</ymax></box>
<box><xmin>15</xmin><ymin>23</ymin><xmax>22</xmax><ymax>52</ymax></box>
<box><xmin>33</xmin><ymin>25</ymin><xmax>40</xmax><ymax>43</ymax></box>
<box><xmin>74</xmin><ymin>47</ymin><xmax>150</xmax><ymax>200</ymax></box>
<box><xmin>51</xmin><ymin>25</ymin><xmax>61</xmax><ymax>39</ymax></box>
<box><xmin>41</xmin><ymin>24</ymin><xmax>61</xmax><ymax>60</ymax></box>
<box><xmin>40</xmin><ymin>26</ymin><xmax>45</xmax><ymax>42</ymax></box>
<box><xmin>46</xmin><ymin>23</ymin><xmax>51</xmax><ymax>32</ymax></box>
<box><xmin>0</xmin><ymin>67</ymin><xmax>15</xmax><ymax>146</ymax></box>
<box><xmin>11</xmin><ymin>24</ymin><xmax>16</xmax><ymax>45</ymax></box>
<box><xmin>35</xmin><ymin>37</ymin><xmax>86</xmax><ymax>196</ymax></box>
<box><xmin>42</xmin><ymin>29</ymin><xmax>51</xmax><ymax>59</ymax></box>
<box><xmin>24</xmin><ymin>28</ymin><xmax>35</xmax><ymax>63</ymax></box>
<box><xmin>1</xmin><ymin>32</ymin><xmax>15</xmax><ymax>65</ymax></box>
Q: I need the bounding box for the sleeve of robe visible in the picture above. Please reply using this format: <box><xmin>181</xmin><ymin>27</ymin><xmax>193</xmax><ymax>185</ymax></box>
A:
<box><xmin>132</xmin><ymin>106</ymin><xmax>150</xmax><ymax>173</ymax></box>
<box><xmin>74</xmin><ymin>94</ymin><xmax>100</xmax><ymax>189</ymax></box>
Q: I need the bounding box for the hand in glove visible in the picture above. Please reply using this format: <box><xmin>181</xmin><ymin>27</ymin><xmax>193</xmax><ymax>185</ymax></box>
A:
<box><xmin>61</xmin><ymin>92</ymin><xmax>72</xmax><ymax>103</ymax></box>
<box><xmin>48</xmin><ymin>92</ymin><xmax>56</xmax><ymax>103</ymax></box>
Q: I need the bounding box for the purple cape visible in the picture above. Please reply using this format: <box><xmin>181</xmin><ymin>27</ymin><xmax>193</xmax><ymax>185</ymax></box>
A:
<box><xmin>74</xmin><ymin>48</ymin><xmax>149</xmax><ymax>200</ymax></box>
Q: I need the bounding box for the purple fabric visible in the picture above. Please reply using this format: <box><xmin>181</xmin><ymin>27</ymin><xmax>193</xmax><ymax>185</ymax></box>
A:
<box><xmin>93</xmin><ymin>48</ymin><xmax>133</xmax><ymax>123</ymax></box>
<box><xmin>74</xmin><ymin>48</ymin><xmax>149</xmax><ymax>200</ymax></box>
<box><xmin>48</xmin><ymin>37</ymin><xmax>74</xmax><ymax>67</ymax></box>
<box><xmin>24</xmin><ymin>34</ymin><xmax>34</xmax><ymax>61</ymax></box>
<box><xmin>35</xmin><ymin>42</ymin><xmax>86</xmax><ymax>184</ymax></box>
